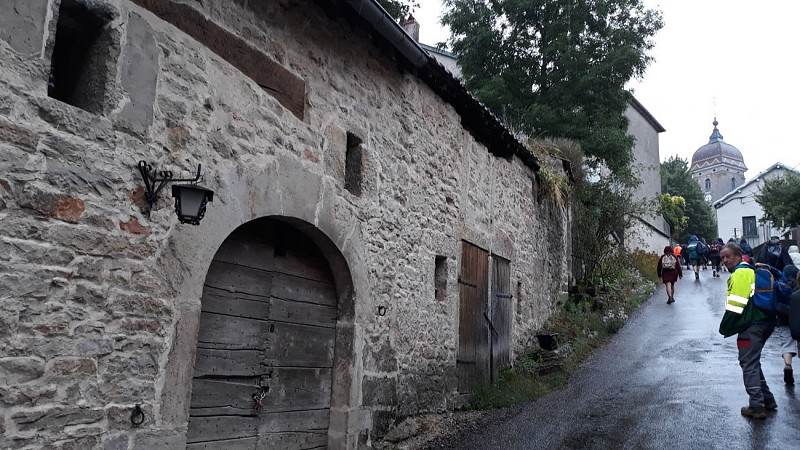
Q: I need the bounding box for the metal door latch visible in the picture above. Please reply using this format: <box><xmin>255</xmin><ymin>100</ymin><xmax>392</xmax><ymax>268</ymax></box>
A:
<box><xmin>252</xmin><ymin>387</ymin><xmax>269</xmax><ymax>412</ymax></box>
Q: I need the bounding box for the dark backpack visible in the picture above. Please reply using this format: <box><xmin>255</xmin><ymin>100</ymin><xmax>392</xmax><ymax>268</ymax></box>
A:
<box><xmin>687</xmin><ymin>242</ymin><xmax>699</xmax><ymax>259</ymax></box>
<box><xmin>752</xmin><ymin>263</ymin><xmax>792</xmax><ymax>316</ymax></box>
<box><xmin>791</xmin><ymin>290</ymin><xmax>800</xmax><ymax>341</ymax></box>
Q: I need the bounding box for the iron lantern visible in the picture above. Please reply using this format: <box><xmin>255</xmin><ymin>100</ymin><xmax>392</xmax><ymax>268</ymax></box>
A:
<box><xmin>172</xmin><ymin>184</ymin><xmax>213</xmax><ymax>226</ymax></box>
<box><xmin>137</xmin><ymin>159</ymin><xmax>214</xmax><ymax>225</ymax></box>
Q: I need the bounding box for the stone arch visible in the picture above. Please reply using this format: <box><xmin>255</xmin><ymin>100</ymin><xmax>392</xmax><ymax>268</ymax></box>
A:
<box><xmin>155</xmin><ymin>155</ymin><xmax>365</xmax><ymax>448</ymax></box>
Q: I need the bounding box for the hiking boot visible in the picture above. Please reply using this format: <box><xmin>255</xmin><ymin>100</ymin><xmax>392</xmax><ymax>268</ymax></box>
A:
<box><xmin>695</xmin><ymin>273</ymin><xmax>699</xmax><ymax>280</ymax></box>
<box><xmin>764</xmin><ymin>397</ymin><xmax>777</xmax><ymax>410</ymax></box>
<box><xmin>712</xmin><ymin>270</ymin><xmax>717</xmax><ymax>277</ymax></box>
<box><xmin>741</xmin><ymin>406</ymin><xmax>767</xmax><ymax>419</ymax></box>
<box><xmin>785</xmin><ymin>366</ymin><xmax>794</xmax><ymax>385</ymax></box>
<box><xmin>667</xmin><ymin>297</ymin><xmax>674</xmax><ymax>304</ymax></box>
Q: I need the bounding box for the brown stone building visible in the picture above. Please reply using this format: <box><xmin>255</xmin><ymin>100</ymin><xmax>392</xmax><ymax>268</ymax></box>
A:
<box><xmin>0</xmin><ymin>0</ymin><xmax>571</xmax><ymax>448</ymax></box>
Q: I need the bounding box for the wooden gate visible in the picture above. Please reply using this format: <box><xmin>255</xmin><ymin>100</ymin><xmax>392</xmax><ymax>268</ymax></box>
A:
<box><xmin>187</xmin><ymin>219</ymin><xmax>338</xmax><ymax>449</ymax></box>
<box><xmin>457</xmin><ymin>241</ymin><xmax>489</xmax><ymax>393</ymax></box>
<box><xmin>490</xmin><ymin>256</ymin><xmax>512</xmax><ymax>380</ymax></box>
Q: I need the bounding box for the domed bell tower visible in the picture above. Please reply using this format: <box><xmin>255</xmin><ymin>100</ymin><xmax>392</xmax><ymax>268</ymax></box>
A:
<box><xmin>690</xmin><ymin>119</ymin><xmax>747</xmax><ymax>203</ymax></box>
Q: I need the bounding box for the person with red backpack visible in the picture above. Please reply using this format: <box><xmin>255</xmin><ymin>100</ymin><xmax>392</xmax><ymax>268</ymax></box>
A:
<box><xmin>657</xmin><ymin>245</ymin><xmax>683</xmax><ymax>304</ymax></box>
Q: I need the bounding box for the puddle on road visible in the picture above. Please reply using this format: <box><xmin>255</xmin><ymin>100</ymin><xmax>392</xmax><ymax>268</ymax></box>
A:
<box><xmin>658</xmin><ymin>338</ymin><xmax>714</xmax><ymax>362</ymax></box>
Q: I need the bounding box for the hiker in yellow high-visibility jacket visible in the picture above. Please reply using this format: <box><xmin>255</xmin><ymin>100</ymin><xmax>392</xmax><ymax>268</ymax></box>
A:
<box><xmin>719</xmin><ymin>243</ymin><xmax>776</xmax><ymax>419</ymax></box>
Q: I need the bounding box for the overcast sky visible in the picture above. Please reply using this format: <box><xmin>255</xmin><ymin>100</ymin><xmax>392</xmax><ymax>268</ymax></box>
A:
<box><xmin>415</xmin><ymin>0</ymin><xmax>800</xmax><ymax>179</ymax></box>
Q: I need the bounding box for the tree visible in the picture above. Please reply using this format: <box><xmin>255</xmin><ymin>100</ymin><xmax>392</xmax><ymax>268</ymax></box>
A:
<box><xmin>755</xmin><ymin>173</ymin><xmax>800</xmax><ymax>228</ymax></box>
<box><xmin>441</xmin><ymin>0</ymin><xmax>663</xmax><ymax>177</ymax></box>
<box><xmin>658</xmin><ymin>193</ymin><xmax>688</xmax><ymax>241</ymax></box>
<box><xmin>376</xmin><ymin>0</ymin><xmax>419</xmax><ymax>22</ymax></box>
<box><xmin>660</xmin><ymin>156</ymin><xmax>716</xmax><ymax>242</ymax></box>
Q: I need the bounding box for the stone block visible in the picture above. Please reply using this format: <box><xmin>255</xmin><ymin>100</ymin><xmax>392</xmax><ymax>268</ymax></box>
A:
<box><xmin>0</xmin><ymin>119</ymin><xmax>40</xmax><ymax>151</ymax></box>
<box><xmin>361</xmin><ymin>376</ymin><xmax>397</xmax><ymax>407</ymax></box>
<box><xmin>116</xmin><ymin>12</ymin><xmax>158</xmax><ymax>135</ymax></box>
<box><xmin>35</xmin><ymin>97</ymin><xmax>114</xmax><ymax>142</ymax></box>
<box><xmin>0</xmin><ymin>384</ymin><xmax>57</xmax><ymax>407</ymax></box>
<box><xmin>370</xmin><ymin>410</ymin><xmax>396</xmax><ymax>441</ymax></box>
<box><xmin>275</xmin><ymin>153</ymin><xmax>322</xmax><ymax>223</ymax></box>
<box><xmin>75</xmin><ymin>338</ymin><xmax>114</xmax><ymax>357</ymax></box>
<box><xmin>0</xmin><ymin>0</ymin><xmax>49</xmax><ymax>55</ymax></box>
<box><xmin>159</xmin><ymin>301</ymin><xmax>201</xmax><ymax>428</ymax></box>
<box><xmin>131</xmin><ymin>430</ymin><xmax>185</xmax><ymax>449</ymax></box>
<box><xmin>363</xmin><ymin>335</ymin><xmax>397</xmax><ymax>373</ymax></box>
<box><xmin>12</xmin><ymin>406</ymin><xmax>104</xmax><ymax>432</ymax></box>
<box><xmin>42</xmin><ymin>435</ymin><xmax>100</xmax><ymax>450</ymax></box>
<box><xmin>101</xmin><ymin>434</ymin><xmax>129</xmax><ymax>450</ymax></box>
<box><xmin>0</xmin><ymin>356</ymin><xmax>45</xmax><ymax>385</ymax></box>
<box><xmin>48</xmin><ymin>357</ymin><xmax>98</xmax><ymax>376</ymax></box>
<box><xmin>14</xmin><ymin>183</ymin><xmax>85</xmax><ymax>223</ymax></box>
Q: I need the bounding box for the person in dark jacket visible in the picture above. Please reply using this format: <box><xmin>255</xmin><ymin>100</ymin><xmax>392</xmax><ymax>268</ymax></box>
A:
<box><xmin>740</xmin><ymin>239</ymin><xmax>754</xmax><ymax>259</ymax></box>
<box><xmin>791</xmin><ymin>271</ymin><xmax>800</xmax><ymax>342</ymax></box>
<box><xmin>776</xmin><ymin>265</ymin><xmax>800</xmax><ymax>384</ymax></box>
<box><xmin>686</xmin><ymin>235</ymin><xmax>705</xmax><ymax>280</ymax></box>
<box><xmin>657</xmin><ymin>245</ymin><xmax>683</xmax><ymax>304</ymax></box>
<box><xmin>709</xmin><ymin>238</ymin><xmax>724</xmax><ymax>277</ymax></box>
<box><xmin>755</xmin><ymin>236</ymin><xmax>793</xmax><ymax>271</ymax></box>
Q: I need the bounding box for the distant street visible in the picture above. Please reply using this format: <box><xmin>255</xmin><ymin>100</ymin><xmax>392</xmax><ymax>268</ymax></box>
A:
<box><xmin>431</xmin><ymin>267</ymin><xmax>800</xmax><ymax>449</ymax></box>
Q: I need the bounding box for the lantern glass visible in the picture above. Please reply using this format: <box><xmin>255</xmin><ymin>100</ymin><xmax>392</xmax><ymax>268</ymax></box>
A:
<box><xmin>172</xmin><ymin>184</ymin><xmax>213</xmax><ymax>225</ymax></box>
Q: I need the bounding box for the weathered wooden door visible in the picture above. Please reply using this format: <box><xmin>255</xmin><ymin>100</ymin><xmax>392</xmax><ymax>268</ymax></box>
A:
<box><xmin>457</xmin><ymin>241</ymin><xmax>490</xmax><ymax>393</ymax></box>
<box><xmin>490</xmin><ymin>256</ymin><xmax>512</xmax><ymax>381</ymax></box>
<box><xmin>187</xmin><ymin>219</ymin><xmax>338</xmax><ymax>449</ymax></box>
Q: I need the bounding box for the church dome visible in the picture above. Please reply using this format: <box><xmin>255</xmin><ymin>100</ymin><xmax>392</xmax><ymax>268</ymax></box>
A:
<box><xmin>690</xmin><ymin>119</ymin><xmax>747</xmax><ymax>171</ymax></box>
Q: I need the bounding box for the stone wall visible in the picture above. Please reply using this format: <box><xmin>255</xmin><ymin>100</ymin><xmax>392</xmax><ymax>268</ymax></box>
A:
<box><xmin>0</xmin><ymin>0</ymin><xmax>571</xmax><ymax>448</ymax></box>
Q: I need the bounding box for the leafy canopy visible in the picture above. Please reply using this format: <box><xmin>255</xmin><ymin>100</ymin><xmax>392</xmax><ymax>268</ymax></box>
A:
<box><xmin>441</xmin><ymin>0</ymin><xmax>663</xmax><ymax>176</ymax></box>
<box><xmin>376</xmin><ymin>0</ymin><xmax>419</xmax><ymax>22</ymax></box>
<box><xmin>660</xmin><ymin>156</ymin><xmax>716</xmax><ymax>242</ymax></box>
<box><xmin>755</xmin><ymin>173</ymin><xmax>800</xmax><ymax>228</ymax></box>
<box><xmin>658</xmin><ymin>193</ymin><xmax>688</xmax><ymax>241</ymax></box>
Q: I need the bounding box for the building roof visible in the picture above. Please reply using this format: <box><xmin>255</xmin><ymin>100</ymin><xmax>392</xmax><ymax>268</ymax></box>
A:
<box><xmin>691</xmin><ymin>119</ymin><xmax>747</xmax><ymax>171</ymax></box>
<box><xmin>628</xmin><ymin>96</ymin><xmax>665</xmax><ymax>133</ymax></box>
<box><xmin>713</xmin><ymin>162</ymin><xmax>799</xmax><ymax>208</ymax></box>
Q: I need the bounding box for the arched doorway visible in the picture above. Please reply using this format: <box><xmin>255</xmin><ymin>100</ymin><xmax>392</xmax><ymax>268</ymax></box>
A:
<box><xmin>186</xmin><ymin>217</ymin><xmax>339</xmax><ymax>449</ymax></box>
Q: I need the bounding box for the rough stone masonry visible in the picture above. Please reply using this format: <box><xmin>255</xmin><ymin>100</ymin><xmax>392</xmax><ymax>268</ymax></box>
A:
<box><xmin>0</xmin><ymin>0</ymin><xmax>571</xmax><ymax>448</ymax></box>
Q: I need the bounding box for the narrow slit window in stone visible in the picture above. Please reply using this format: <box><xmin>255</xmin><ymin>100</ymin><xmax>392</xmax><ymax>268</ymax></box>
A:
<box><xmin>345</xmin><ymin>133</ymin><xmax>363</xmax><ymax>196</ymax></box>
<box><xmin>435</xmin><ymin>256</ymin><xmax>448</xmax><ymax>301</ymax></box>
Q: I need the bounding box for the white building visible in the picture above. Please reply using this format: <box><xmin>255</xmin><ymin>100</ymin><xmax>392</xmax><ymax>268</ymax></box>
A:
<box><xmin>713</xmin><ymin>162</ymin><xmax>799</xmax><ymax>247</ymax></box>
<box><xmin>624</xmin><ymin>98</ymin><xmax>671</xmax><ymax>254</ymax></box>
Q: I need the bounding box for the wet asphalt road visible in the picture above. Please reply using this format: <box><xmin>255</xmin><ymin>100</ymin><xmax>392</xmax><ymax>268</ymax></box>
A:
<box><xmin>436</xmin><ymin>268</ymin><xmax>800</xmax><ymax>450</ymax></box>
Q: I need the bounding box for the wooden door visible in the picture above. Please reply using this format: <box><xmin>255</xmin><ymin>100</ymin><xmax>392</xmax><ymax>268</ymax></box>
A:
<box><xmin>187</xmin><ymin>219</ymin><xmax>338</xmax><ymax>449</ymax></box>
<box><xmin>490</xmin><ymin>256</ymin><xmax>512</xmax><ymax>381</ymax></box>
<box><xmin>457</xmin><ymin>241</ymin><xmax>489</xmax><ymax>393</ymax></box>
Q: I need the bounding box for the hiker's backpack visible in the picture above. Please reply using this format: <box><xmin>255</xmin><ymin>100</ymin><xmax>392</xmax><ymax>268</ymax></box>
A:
<box><xmin>790</xmin><ymin>291</ymin><xmax>800</xmax><ymax>341</ymax></box>
<box><xmin>662</xmin><ymin>254</ymin><xmax>677</xmax><ymax>270</ymax></box>
<box><xmin>767</xmin><ymin>243</ymin><xmax>783</xmax><ymax>259</ymax></box>
<box><xmin>752</xmin><ymin>263</ymin><xmax>792</xmax><ymax>316</ymax></box>
<box><xmin>687</xmin><ymin>242</ymin><xmax>699</xmax><ymax>259</ymax></box>
<box><xmin>763</xmin><ymin>242</ymin><xmax>784</xmax><ymax>267</ymax></box>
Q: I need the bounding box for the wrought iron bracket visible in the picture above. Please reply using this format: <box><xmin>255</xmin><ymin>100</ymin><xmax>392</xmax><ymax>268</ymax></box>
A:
<box><xmin>137</xmin><ymin>160</ymin><xmax>202</xmax><ymax>215</ymax></box>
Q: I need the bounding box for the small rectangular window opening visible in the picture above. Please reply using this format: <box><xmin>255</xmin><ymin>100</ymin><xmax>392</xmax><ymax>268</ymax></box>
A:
<box><xmin>434</xmin><ymin>256</ymin><xmax>447</xmax><ymax>301</ymax></box>
<box><xmin>48</xmin><ymin>0</ymin><xmax>111</xmax><ymax>113</ymax></box>
<box><xmin>345</xmin><ymin>132</ymin><xmax>363</xmax><ymax>196</ymax></box>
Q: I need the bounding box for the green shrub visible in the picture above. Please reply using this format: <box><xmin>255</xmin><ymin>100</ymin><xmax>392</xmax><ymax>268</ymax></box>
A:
<box><xmin>466</xmin><ymin>255</ymin><xmax>657</xmax><ymax>410</ymax></box>
<box><xmin>628</xmin><ymin>249</ymin><xmax>660</xmax><ymax>283</ymax></box>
